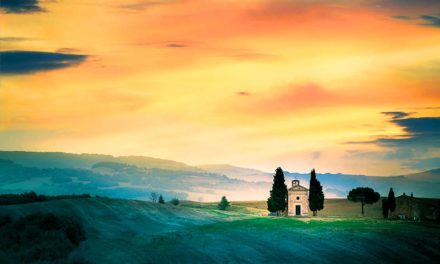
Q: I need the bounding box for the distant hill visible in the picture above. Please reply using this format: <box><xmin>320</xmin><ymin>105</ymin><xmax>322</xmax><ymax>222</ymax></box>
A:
<box><xmin>0</xmin><ymin>155</ymin><xmax>270</xmax><ymax>202</ymax></box>
<box><xmin>0</xmin><ymin>151</ymin><xmax>439</xmax><ymax>200</ymax></box>
<box><xmin>403</xmin><ymin>168</ymin><xmax>440</xmax><ymax>182</ymax></box>
<box><xmin>0</xmin><ymin>151</ymin><xmax>201</xmax><ymax>171</ymax></box>
<box><xmin>198</xmin><ymin>164</ymin><xmax>272</xmax><ymax>182</ymax></box>
<box><xmin>284</xmin><ymin>170</ymin><xmax>440</xmax><ymax>198</ymax></box>
<box><xmin>198</xmin><ymin>162</ymin><xmax>440</xmax><ymax>198</ymax></box>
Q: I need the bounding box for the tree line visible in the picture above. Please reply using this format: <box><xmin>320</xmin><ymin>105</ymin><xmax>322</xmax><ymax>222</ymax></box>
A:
<box><xmin>149</xmin><ymin>192</ymin><xmax>180</xmax><ymax>206</ymax></box>
<box><xmin>0</xmin><ymin>192</ymin><xmax>92</xmax><ymax>206</ymax></box>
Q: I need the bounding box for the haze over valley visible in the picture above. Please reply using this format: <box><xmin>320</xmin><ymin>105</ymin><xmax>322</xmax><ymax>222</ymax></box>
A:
<box><xmin>1</xmin><ymin>151</ymin><xmax>438</xmax><ymax>202</ymax></box>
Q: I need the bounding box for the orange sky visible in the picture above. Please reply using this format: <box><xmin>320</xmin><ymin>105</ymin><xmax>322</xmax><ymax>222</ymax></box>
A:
<box><xmin>1</xmin><ymin>0</ymin><xmax>440</xmax><ymax>175</ymax></box>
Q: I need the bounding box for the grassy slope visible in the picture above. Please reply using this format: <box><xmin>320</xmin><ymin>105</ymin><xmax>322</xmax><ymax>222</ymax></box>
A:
<box><xmin>1</xmin><ymin>198</ymin><xmax>439</xmax><ymax>263</ymax></box>
<box><xmin>1</xmin><ymin>198</ymin><xmax>219</xmax><ymax>263</ymax></box>
<box><xmin>219</xmin><ymin>199</ymin><xmax>384</xmax><ymax>218</ymax></box>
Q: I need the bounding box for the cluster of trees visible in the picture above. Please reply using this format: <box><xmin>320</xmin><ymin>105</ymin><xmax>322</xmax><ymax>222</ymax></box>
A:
<box><xmin>150</xmin><ymin>192</ymin><xmax>180</xmax><ymax>206</ymax></box>
<box><xmin>266</xmin><ymin>167</ymin><xmax>324</xmax><ymax>216</ymax></box>
<box><xmin>263</xmin><ymin>167</ymin><xmax>389</xmax><ymax>218</ymax></box>
<box><xmin>0</xmin><ymin>213</ymin><xmax>86</xmax><ymax>263</ymax></box>
<box><xmin>0</xmin><ymin>192</ymin><xmax>92</xmax><ymax>206</ymax></box>
<box><xmin>348</xmin><ymin>187</ymin><xmax>398</xmax><ymax>217</ymax></box>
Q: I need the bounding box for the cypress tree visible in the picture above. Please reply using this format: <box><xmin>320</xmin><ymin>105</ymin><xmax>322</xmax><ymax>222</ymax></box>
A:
<box><xmin>308</xmin><ymin>169</ymin><xmax>324</xmax><ymax>216</ymax></box>
<box><xmin>267</xmin><ymin>197</ymin><xmax>274</xmax><ymax>214</ymax></box>
<box><xmin>218</xmin><ymin>196</ymin><xmax>230</xmax><ymax>210</ymax></box>
<box><xmin>267</xmin><ymin>167</ymin><xmax>288</xmax><ymax>216</ymax></box>
<box><xmin>387</xmin><ymin>188</ymin><xmax>396</xmax><ymax>215</ymax></box>
<box><xmin>158</xmin><ymin>195</ymin><xmax>165</xmax><ymax>204</ymax></box>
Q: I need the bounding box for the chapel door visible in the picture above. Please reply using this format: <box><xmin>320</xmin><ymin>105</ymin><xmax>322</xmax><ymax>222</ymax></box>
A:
<box><xmin>295</xmin><ymin>205</ymin><xmax>301</xmax><ymax>216</ymax></box>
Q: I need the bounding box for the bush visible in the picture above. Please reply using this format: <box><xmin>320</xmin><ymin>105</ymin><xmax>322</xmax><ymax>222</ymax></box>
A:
<box><xmin>0</xmin><ymin>213</ymin><xmax>86</xmax><ymax>263</ymax></box>
<box><xmin>170</xmin><ymin>198</ymin><xmax>180</xmax><ymax>206</ymax></box>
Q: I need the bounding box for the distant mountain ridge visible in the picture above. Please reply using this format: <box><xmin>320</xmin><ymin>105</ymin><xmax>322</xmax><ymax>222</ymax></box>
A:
<box><xmin>198</xmin><ymin>164</ymin><xmax>271</xmax><ymax>182</ymax></box>
<box><xmin>0</xmin><ymin>151</ymin><xmax>439</xmax><ymax>200</ymax></box>
<box><xmin>0</xmin><ymin>151</ymin><xmax>202</xmax><ymax>171</ymax></box>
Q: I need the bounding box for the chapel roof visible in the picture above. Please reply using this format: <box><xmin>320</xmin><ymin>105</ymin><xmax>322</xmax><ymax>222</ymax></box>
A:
<box><xmin>288</xmin><ymin>180</ymin><xmax>308</xmax><ymax>191</ymax></box>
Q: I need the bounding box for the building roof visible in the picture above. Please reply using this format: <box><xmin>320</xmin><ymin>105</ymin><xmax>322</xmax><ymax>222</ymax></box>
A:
<box><xmin>288</xmin><ymin>185</ymin><xmax>308</xmax><ymax>191</ymax></box>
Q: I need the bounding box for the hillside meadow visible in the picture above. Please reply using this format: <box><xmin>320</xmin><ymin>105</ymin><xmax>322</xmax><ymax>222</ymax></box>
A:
<box><xmin>226</xmin><ymin>199</ymin><xmax>384</xmax><ymax>218</ymax></box>
<box><xmin>1</xmin><ymin>197</ymin><xmax>439</xmax><ymax>263</ymax></box>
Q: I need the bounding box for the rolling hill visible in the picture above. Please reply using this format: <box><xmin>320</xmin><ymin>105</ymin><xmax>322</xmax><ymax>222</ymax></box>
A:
<box><xmin>1</xmin><ymin>198</ymin><xmax>439</xmax><ymax>263</ymax></box>
<box><xmin>197</xmin><ymin>164</ymin><xmax>440</xmax><ymax>198</ymax></box>
<box><xmin>0</xmin><ymin>151</ymin><xmax>439</xmax><ymax>201</ymax></box>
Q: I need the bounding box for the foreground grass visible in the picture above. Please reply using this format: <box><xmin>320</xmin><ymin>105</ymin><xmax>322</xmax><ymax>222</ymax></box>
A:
<box><xmin>145</xmin><ymin>217</ymin><xmax>439</xmax><ymax>263</ymax></box>
<box><xmin>2</xmin><ymin>198</ymin><xmax>439</xmax><ymax>263</ymax></box>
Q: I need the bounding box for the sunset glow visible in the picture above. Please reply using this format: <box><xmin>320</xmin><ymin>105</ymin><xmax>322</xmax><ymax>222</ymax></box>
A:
<box><xmin>1</xmin><ymin>0</ymin><xmax>439</xmax><ymax>175</ymax></box>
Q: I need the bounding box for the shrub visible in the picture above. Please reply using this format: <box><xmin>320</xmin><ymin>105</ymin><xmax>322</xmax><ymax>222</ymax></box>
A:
<box><xmin>0</xmin><ymin>213</ymin><xmax>86</xmax><ymax>263</ymax></box>
<box><xmin>170</xmin><ymin>198</ymin><xmax>180</xmax><ymax>206</ymax></box>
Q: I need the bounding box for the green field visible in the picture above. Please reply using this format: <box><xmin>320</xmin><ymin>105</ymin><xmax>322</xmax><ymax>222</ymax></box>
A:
<box><xmin>1</xmin><ymin>198</ymin><xmax>439</xmax><ymax>263</ymax></box>
<box><xmin>226</xmin><ymin>198</ymin><xmax>384</xmax><ymax>218</ymax></box>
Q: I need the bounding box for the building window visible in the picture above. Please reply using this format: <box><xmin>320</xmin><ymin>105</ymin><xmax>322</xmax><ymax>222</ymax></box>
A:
<box><xmin>296</xmin><ymin>196</ymin><xmax>300</xmax><ymax>200</ymax></box>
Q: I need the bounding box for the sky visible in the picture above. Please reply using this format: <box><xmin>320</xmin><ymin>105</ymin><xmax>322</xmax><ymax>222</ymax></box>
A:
<box><xmin>1</xmin><ymin>0</ymin><xmax>439</xmax><ymax>176</ymax></box>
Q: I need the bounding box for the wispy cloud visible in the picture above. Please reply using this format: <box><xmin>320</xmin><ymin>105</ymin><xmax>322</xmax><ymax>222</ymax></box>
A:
<box><xmin>229</xmin><ymin>52</ymin><xmax>276</xmax><ymax>61</ymax></box>
<box><xmin>117</xmin><ymin>0</ymin><xmax>175</xmax><ymax>11</ymax></box>
<box><xmin>245</xmin><ymin>83</ymin><xmax>339</xmax><ymax>114</ymax></box>
<box><xmin>346</xmin><ymin>112</ymin><xmax>440</xmax><ymax>170</ymax></box>
<box><xmin>392</xmin><ymin>15</ymin><xmax>413</xmax><ymax>20</ymax></box>
<box><xmin>0</xmin><ymin>0</ymin><xmax>44</xmax><ymax>14</ymax></box>
<box><xmin>311</xmin><ymin>151</ymin><xmax>321</xmax><ymax>160</ymax></box>
<box><xmin>377</xmin><ymin>117</ymin><xmax>440</xmax><ymax>147</ymax></box>
<box><xmin>0</xmin><ymin>50</ymin><xmax>87</xmax><ymax>75</ymax></box>
<box><xmin>391</xmin><ymin>13</ymin><xmax>440</xmax><ymax>28</ymax></box>
<box><xmin>56</xmin><ymin>48</ymin><xmax>82</xmax><ymax>53</ymax></box>
<box><xmin>381</xmin><ymin>111</ymin><xmax>412</xmax><ymax>120</ymax></box>
<box><xmin>0</xmin><ymin>37</ymin><xmax>33</xmax><ymax>42</ymax></box>
<box><xmin>166</xmin><ymin>43</ymin><xmax>188</xmax><ymax>48</ymax></box>
<box><xmin>420</xmin><ymin>14</ymin><xmax>440</xmax><ymax>27</ymax></box>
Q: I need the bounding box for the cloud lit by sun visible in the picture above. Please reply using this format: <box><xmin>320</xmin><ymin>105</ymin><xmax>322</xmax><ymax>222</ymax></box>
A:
<box><xmin>1</xmin><ymin>0</ymin><xmax>439</xmax><ymax>175</ymax></box>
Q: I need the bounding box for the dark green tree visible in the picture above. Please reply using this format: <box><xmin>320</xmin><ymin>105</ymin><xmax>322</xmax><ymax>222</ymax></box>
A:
<box><xmin>158</xmin><ymin>195</ymin><xmax>165</xmax><ymax>204</ymax></box>
<box><xmin>347</xmin><ymin>187</ymin><xmax>380</xmax><ymax>216</ymax></box>
<box><xmin>382</xmin><ymin>198</ymin><xmax>389</xmax><ymax>218</ymax></box>
<box><xmin>387</xmin><ymin>188</ymin><xmax>396</xmax><ymax>215</ymax></box>
<box><xmin>267</xmin><ymin>167</ymin><xmax>288</xmax><ymax>216</ymax></box>
<box><xmin>218</xmin><ymin>196</ymin><xmax>230</xmax><ymax>210</ymax></box>
<box><xmin>267</xmin><ymin>197</ymin><xmax>274</xmax><ymax>214</ymax></box>
<box><xmin>170</xmin><ymin>198</ymin><xmax>180</xmax><ymax>206</ymax></box>
<box><xmin>150</xmin><ymin>192</ymin><xmax>158</xmax><ymax>203</ymax></box>
<box><xmin>308</xmin><ymin>169</ymin><xmax>325</xmax><ymax>216</ymax></box>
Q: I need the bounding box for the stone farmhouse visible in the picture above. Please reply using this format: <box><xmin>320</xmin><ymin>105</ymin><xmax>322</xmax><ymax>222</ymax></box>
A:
<box><xmin>394</xmin><ymin>193</ymin><xmax>439</xmax><ymax>221</ymax></box>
